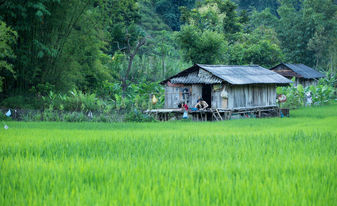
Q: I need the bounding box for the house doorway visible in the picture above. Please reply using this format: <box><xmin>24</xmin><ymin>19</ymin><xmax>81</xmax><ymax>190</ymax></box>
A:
<box><xmin>202</xmin><ymin>84</ymin><xmax>212</xmax><ymax>107</ymax></box>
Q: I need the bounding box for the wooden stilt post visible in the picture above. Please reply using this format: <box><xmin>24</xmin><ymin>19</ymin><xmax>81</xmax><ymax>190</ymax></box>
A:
<box><xmin>215</xmin><ymin>109</ymin><xmax>223</xmax><ymax>121</ymax></box>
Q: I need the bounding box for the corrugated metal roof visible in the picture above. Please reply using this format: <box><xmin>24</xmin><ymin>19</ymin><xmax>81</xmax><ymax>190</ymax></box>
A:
<box><xmin>284</xmin><ymin>63</ymin><xmax>325</xmax><ymax>79</ymax></box>
<box><xmin>160</xmin><ymin>64</ymin><xmax>293</xmax><ymax>85</ymax></box>
<box><xmin>197</xmin><ymin>64</ymin><xmax>293</xmax><ymax>85</ymax></box>
<box><xmin>170</xmin><ymin>71</ymin><xmax>222</xmax><ymax>84</ymax></box>
<box><xmin>270</xmin><ymin>63</ymin><xmax>325</xmax><ymax>79</ymax></box>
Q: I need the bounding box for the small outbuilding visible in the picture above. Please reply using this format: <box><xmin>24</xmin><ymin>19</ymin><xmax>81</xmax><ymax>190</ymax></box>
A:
<box><xmin>270</xmin><ymin>63</ymin><xmax>325</xmax><ymax>87</ymax></box>
<box><xmin>160</xmin><ymin>64</ymin><xmax>292</xmax><ymax>112</ymax></box>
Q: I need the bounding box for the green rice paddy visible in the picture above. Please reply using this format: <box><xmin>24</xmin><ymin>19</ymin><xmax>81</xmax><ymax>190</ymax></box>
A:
<box><xmin>1</xmin><ymin>105</ymin><xmax>336</xmax><ymax>205</ymax></box>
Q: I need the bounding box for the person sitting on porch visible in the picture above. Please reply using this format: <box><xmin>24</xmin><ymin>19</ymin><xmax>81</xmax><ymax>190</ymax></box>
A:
<box><xmin>178</xmin><ymin>101</ymin><xmax>189</xmax><ymax>111</ymax></box>
<box><xmin>183</xmin><ymin>101</ymin><xmax>189</xmax><ymax>111</ymax></box>
<box><xmin>197</xmin><ymin>96</ymin><xmax>202</xmax><ymax>103</ymax></box>
<box><xmin>195</xmin><ymin>98</ymin><xmax>209</xmax><ymax>110</ymax></box>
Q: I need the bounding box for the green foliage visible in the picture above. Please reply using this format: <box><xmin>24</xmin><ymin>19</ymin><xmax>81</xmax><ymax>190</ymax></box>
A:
<box><xmin>0</xmin><ymin>111</ymin><xmax>11</xmax><ymax>121</ymax></box>
<box><xmin>277</xmin><ymin>80</ymin><xmax>336</xmax><ymax>109</ymax></box>
<box><xmin>139</xmin><ymin>1</ymin><xmax>171</xmax><ymax>33</ymax></box>
<box><xmin>124</xmin><ymin>110</ymin><xmax>157</xmax><ymax>122</ymax></box>
<box><xmin>152</xmin><ymin>0</ymin><xmax>196</xmax><ymax>31</ymax></box>
<box><xmin>180</xmin><ymin>0</ymin><xmax>246</xmax><ymax>36</ymax></box>
<box><xmin>62</xmin><ymin>112</ymin><xmax>88</xmax><ymax>122</ymax></box>
<box><xmin>3</xmin><ymin>0</ymin><xmax>337</xmax><ymax>114</ymax></box>
<box><xmin>238</xmin><ymin>0</ymin><xmax>281</xmax><ymax>15</ymax></box>
<box><xmin>229</xmin><ymin>26</ymin><xmax>284</xmax><ymax>67</ymax></box>
<box><xmin>320</xmin><ymin>70</ymin><xmax>337</xmax><ymax>87</ymax></box>
<box><xmin>43</xmin><ymin>105</ymin><xmax>58</xmax><ymax>122</ymax></box>
<box><xmin>276</xmin><ymin>87</ymin><xmax>283</xmax><ymax>95</ymax></box>
<box><xmin>175</xmin><ymin>25</ymin><xmax>228</xmax><ymax>64</ymax></box>
<box><xmin>1</xmin><ymin>96</ymin><xmax>25</xmax><ymax>109</ymax></box>
<box><xmin>0</xmin><ymin>21</ymin><xmax>17</xmax><ymax>92</ymax></box>
<box><xmin>247</xmin><ymin>8</ymin><xmax>278</xmax><ymax>31</ymax></box>
<box><xmin>1</xmin><ymin>105</ymin><xmax>337</xmax><ymax>205</ymax></box>
<box><xmin>275</xmin><ymin>0</ymin><xmax>337</xmax><ymax>68</ymax></box>
<box><xmin>0</xmin><ymin>0</ymin><xmax>112</xmax><ymax>93</ymax></box>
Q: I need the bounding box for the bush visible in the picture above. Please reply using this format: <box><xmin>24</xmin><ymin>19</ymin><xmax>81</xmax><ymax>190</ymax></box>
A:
<box><xmin>276</xmin><ymin>78</ymin><xmax>336</xmax><ymax>109</ymax></box>
<box><xmin>62</xmin><ymin>112</ymin><xmax>88</xmax><ymax>122</ymax></box>
<box><xmin>0</xmin><ymin>112</ymin><xmax>12</xmax><ymax>121</ymax></box>
<box><xmin>124</xmin><ymin>110</ymin><xmax>156</xmax><ymax>122</ymax></box>
<box><xmin>1</xmin><ymin>96</ymin><xmax>26</xmax><ymax>109</ymax></box>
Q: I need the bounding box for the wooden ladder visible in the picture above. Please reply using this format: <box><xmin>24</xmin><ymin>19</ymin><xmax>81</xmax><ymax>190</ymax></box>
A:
<box><xmin>210</xmin><ymin>109</ymin><xmax>223</xmax><ymax>121</ymax></box>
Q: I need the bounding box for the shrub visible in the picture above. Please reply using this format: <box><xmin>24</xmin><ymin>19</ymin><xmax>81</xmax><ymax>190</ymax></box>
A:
<box><xmin>0</xmin><ymin>112</ymin><xmax>12</xmax><ymax>121</ymax></box>
<box><xmin>1</xmin><ymin>96</ymin><xmax>26</xmax><ymax>109</ymax></box>
<box><xmin>124</xmin><ymin>110</ymin><xmax>156</xmax><ymax>122</ymax></box>
<box><xmin>34</xmin><ymin>112</ymin><xmax>42</xmax><ymax>122</ymax></box>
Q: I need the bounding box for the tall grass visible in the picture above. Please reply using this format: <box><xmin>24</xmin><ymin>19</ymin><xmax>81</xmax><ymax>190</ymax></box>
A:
<box><xmin>0</xmin><ymin>105</ymin><xmax>336</xmax><ymax>205</ymax></box>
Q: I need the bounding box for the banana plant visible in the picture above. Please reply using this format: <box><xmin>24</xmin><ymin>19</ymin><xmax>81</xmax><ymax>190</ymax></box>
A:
<box><xmin>42</xmin><ymin>91</ymin><xmax>57</xmax><ymax>106</ymax></box>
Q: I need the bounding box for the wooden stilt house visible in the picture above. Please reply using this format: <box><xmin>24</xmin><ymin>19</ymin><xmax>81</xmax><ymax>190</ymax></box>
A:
<box><xmin>160</xmin><ymin>64</ymin><xmax>293</xmax><ymax>111</ymax></box>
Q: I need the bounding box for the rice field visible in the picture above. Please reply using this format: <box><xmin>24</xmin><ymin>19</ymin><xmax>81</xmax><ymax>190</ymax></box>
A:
<box><xmin>1</xmin><ymin>105</ymin><xmax>336</xmax><ymax>205</ymax></box>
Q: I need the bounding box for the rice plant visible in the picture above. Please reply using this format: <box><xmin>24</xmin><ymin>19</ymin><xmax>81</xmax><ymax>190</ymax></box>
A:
<box><xmin>0</xmin><ymin>105</ymin><xmax>336</xmax><ymax>205</ymax></box>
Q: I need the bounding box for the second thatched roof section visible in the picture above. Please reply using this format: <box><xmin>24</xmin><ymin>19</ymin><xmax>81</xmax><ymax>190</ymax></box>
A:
<box><xmin>160</xmin><ymin>64</ymin><xmax>293</xmax><ymax>85</ymax></box>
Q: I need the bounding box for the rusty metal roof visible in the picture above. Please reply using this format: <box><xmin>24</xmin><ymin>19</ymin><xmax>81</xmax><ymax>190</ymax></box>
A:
<box><xmin>272</xmin><ymin>70</ymin><xmax>303</xmax><ymax>78</ymax></box>
<box><xmin>161</xmin><ymin>64</ymin><xmax>293</xmax><ymax>85</ymax></box>
<box><xmin>270</xmin><ymin>63</ymin><xmax>325</xmax><ymax>79</ymax></box>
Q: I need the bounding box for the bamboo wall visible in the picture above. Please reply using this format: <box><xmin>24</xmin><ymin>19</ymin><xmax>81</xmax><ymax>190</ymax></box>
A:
<box><xmin>226</xmin><ymin>84</ymin><xmax>277</xmax><ymax>109</ymax></box>
<box><xmin>165</xmin><ymin>86</ymin><xmax>193</xmax><ymax>108</ymax></box>
<box><xmin>165</xmin><ymin>83</ymin><xmax>277</xmax><ymax>109</ymax></box>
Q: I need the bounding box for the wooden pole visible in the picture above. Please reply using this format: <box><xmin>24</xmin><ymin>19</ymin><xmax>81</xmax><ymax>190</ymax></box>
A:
<box><xmin>215</xmin><ymin>109</ymin><xmax>223</xmax><ymax>121</ymax></box>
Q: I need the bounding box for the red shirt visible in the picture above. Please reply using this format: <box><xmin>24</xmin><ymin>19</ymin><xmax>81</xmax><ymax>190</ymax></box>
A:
<box><xmin>184</xmin><ymin>104</ymin><xmax>189</xmax><ymax>110</ymax></box>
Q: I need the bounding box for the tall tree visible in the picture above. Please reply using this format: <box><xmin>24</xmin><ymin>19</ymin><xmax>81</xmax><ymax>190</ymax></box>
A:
<box><xmin>153</xmin><ymin>0</ymin><xmax>196</xmax><ymax>31</ymax></box>
<box><xmin>0</xmin><ymin>21</ymin><xmax>17</xmax><ymax>93</ymax></box>
<box><xmin>117</xmin><ymin>29</ymin><xmax>147</xmax><ymax>93</ymax></box>
<box><xmin>229</xmin><ymin>26</ymin><xmax>284</xmax><ymax>68</ymax></box>
<box><xmin>180</xmin><ymin>0</ymin><xmax>247</xmax><ymax>36</ymax></box>
<box><xmin>175</xmin><ymin>25</ymin><xmax>228</xmax><ymax>64</ymax></box>
<box><xmin>0</xmin><ymin>0</ymin><xmax>111</xmax><ymax>93</ymax></box>
<box><xmin>276</xmin><ymin>0</ymin><xmax>337</xmax><ymax>69</ymax></box>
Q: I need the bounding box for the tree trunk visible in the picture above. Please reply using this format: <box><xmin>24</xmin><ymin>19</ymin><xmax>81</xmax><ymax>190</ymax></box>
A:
<box><xmin>118</xmin><ymin>29</ymin><xmax>146</xmax><ymax>95</ymax></box>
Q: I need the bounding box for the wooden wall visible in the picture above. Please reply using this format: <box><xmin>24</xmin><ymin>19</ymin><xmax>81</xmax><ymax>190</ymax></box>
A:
<box><xmin>165</xmin><ymin>83</ymin><xmax>277</xmax><ymax>109</ymax></box>
<box><xmin>191</xmin><ymin>85</ymin><xmax>202</xmax><ymax>108</ymax></box>
<box><xmin>227</xmin><ymin>84</ymin><xmax>277</xmax><ymax>109</ymax></box>
<box><xmin>211</xmin><ymin>84</ymin><xmax>226</xmax><ymax>109</ymax></box>
<box><xmin>296</xmin><ymin>78</ymin><xmax>318</xmax><ymax>87</ymax></box>
<box><xmin>165</xmin><ymin>85</ymin><xmax>194</xmax><ymax>108</ymax></box>
<box><xmin>165</xmin><ymin>86</ymin><xmax>175</xmax><ymax>108</ymax></box>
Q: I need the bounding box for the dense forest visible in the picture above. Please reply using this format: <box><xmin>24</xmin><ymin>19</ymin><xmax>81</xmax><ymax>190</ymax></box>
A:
<box><xmin>0</xmin><ymin>0</ymin><xmax>336</xmax><ymax>111</ymax></box>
